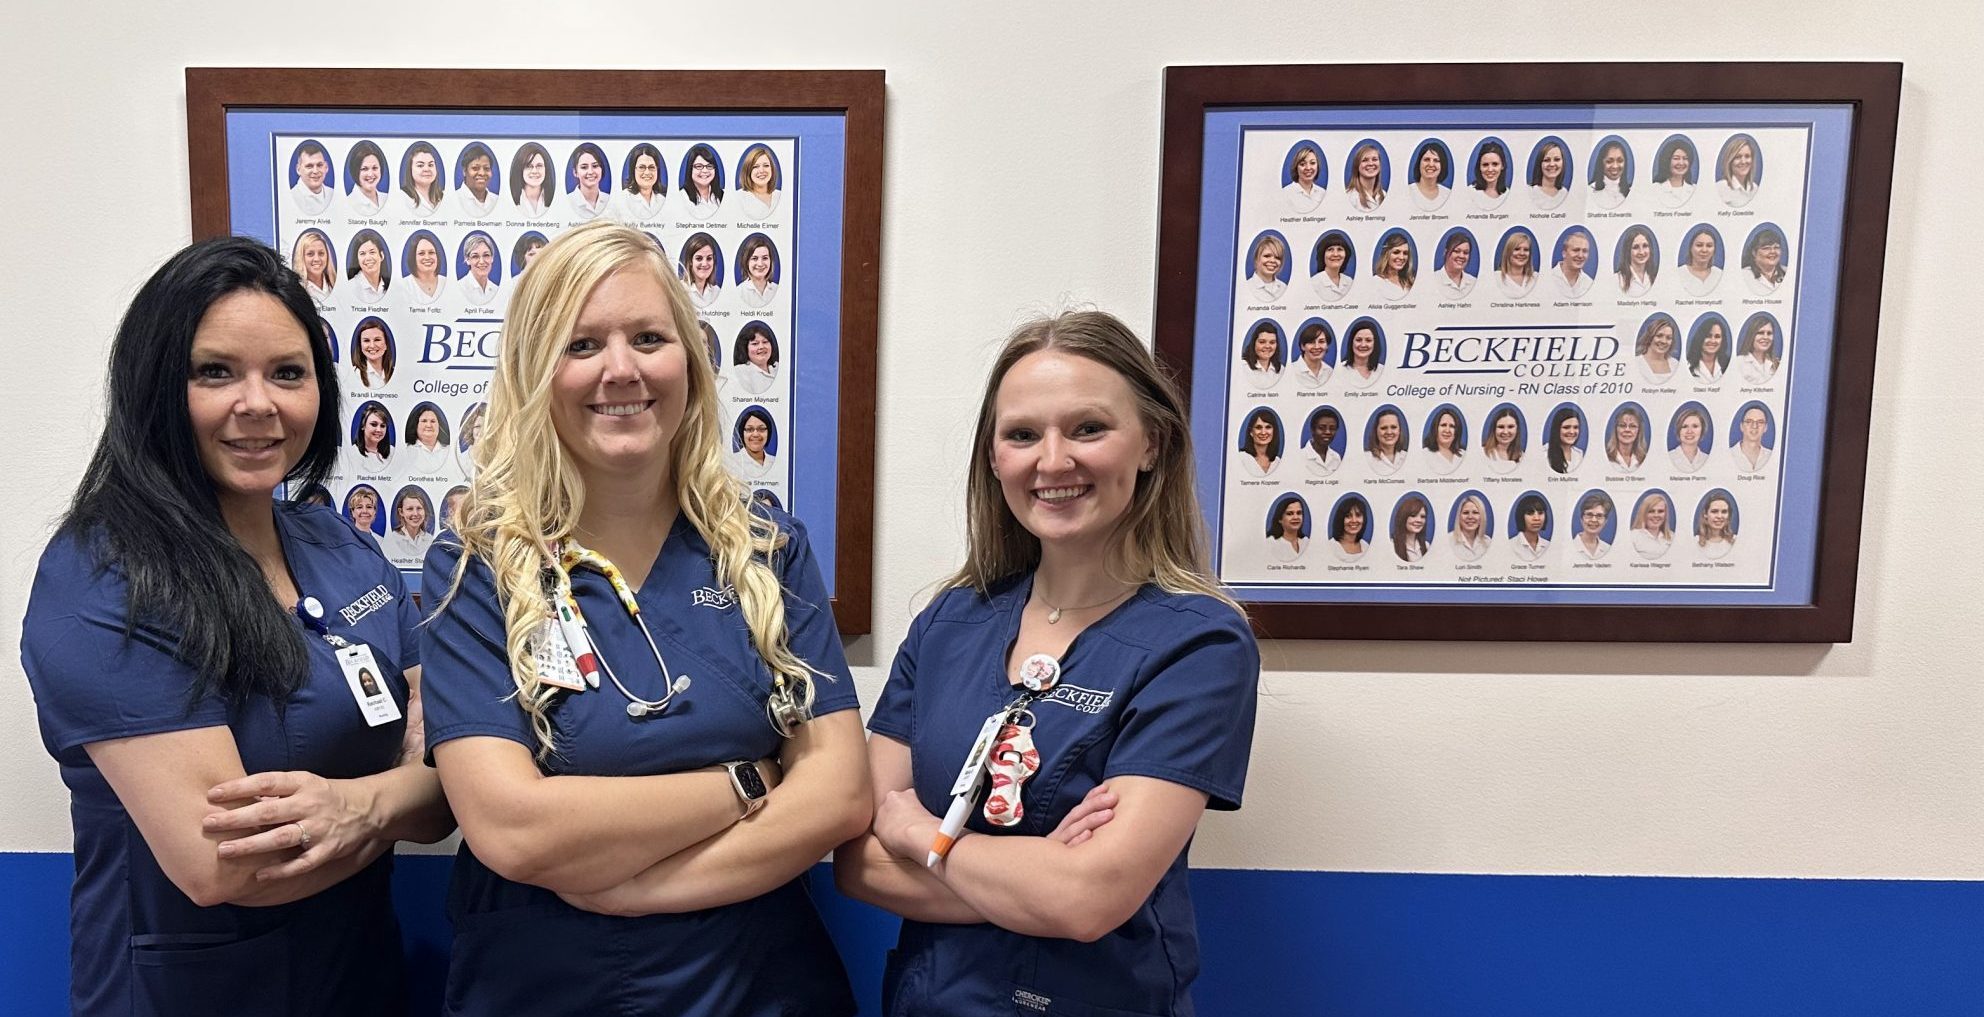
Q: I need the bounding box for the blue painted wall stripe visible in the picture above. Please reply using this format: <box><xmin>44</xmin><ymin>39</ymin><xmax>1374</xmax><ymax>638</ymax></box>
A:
<box><xmin>4</xmin><ymin>852</ymin><xmax>1979</xmax><ymax>1016</ymax></box>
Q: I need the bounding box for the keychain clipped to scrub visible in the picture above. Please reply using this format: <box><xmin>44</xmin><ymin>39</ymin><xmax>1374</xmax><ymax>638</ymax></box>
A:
<box><xmin>983</xmin><ymin>652</ymin><xmax>1060</xmax><ymax>827</ymax></box>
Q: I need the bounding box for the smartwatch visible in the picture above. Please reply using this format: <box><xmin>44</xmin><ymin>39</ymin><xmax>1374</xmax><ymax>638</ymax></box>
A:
<box><xmin>723</xmin><ymin>760</ymin><xmax>769</xmax><ymax>816</ymax></box>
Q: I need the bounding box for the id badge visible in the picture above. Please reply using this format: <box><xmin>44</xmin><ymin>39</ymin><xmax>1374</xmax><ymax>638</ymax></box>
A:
<box><xmin>335</xmin><ymin>643</ymin><xmax>404</xmax><ymax>727</ymax></box>
<box><xmin>530</xmin><ymin>618</ymin><xmax>586</xmax><ymax>691</ymax></box>
<box><xmin>949</xmin><ymin>710</ymin><xmax>1009</xmax><ymax>797</ymax></box>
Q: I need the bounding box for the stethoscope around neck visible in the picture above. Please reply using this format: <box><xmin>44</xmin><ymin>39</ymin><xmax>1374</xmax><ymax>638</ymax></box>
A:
<box><xmin>548</xmin><ymin>541</ymin><xmax>815</xmax><ymax>732</ymax></box>
<box><xmin>552</xmin><ymin>544</ymin><xmax>691</xmax><ymax>720</ymax></box>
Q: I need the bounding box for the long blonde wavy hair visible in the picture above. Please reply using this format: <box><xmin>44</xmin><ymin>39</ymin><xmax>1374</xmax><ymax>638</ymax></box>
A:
<box><xmin>945</xmin><ymin>310</ymin><xmax>1239</xmax><ymax>613</ymax></box>
<box><xmin>439</xmin><ymin>219</ymin><xmax>810</xmax><ymax>758</ymax></box>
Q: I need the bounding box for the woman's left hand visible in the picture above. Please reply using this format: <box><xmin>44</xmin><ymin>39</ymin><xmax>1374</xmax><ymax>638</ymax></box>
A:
<box><xmin>203</xmin><ymin>771</ymin><xmax>376</xmax><ymax>880</ymax></box>
<box><xmin>875</xmin><ymin>788</ymin><xmax>939</xmax><ymax>861</ymax></box>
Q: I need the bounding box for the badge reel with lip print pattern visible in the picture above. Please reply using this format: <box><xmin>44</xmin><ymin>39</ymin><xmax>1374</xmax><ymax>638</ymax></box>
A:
<box><xmin>985</xmin><ymin>653</ymin><xmax>1060</xmax><ymax>826</ymax></box>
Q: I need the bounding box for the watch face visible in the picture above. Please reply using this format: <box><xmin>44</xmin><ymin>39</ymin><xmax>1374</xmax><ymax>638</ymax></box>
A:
<box><xmin>734</xmin><ymin>763</ymin><xmax>768</xmax><ymax>799</ymax></box>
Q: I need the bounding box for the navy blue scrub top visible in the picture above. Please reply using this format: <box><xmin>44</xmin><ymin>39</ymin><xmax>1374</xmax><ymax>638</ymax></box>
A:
<box><xmin>867</xmin><ymin>575</ymin><xmax>1260</xmax><ymax>1017</ymax></box>
<box><xmin>21</xmin><ymin>503</ymin><xmax>418</xmax><ymax>1017</ymax></box>
<box><xmin>420</xmin><ymin>508</ymin><xmax>859</xmax><ymax>1017</ymax></box>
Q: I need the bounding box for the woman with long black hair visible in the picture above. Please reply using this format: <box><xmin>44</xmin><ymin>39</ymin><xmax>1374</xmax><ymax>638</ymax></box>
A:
<box><xmin>21</xmin><ymin>237</ymin><xmax>451</xmax><ymax>1016</ymax></box>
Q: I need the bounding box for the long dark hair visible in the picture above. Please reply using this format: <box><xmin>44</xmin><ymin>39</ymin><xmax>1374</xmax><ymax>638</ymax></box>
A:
<box><xmin>60</xmin><ymin>236</ymin><xmax>342</xmax><ymax>707</ymax></box>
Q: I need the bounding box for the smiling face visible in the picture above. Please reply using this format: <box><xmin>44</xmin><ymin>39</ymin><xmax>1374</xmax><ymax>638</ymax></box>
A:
<box><xmin>1539</xmin><ymin>144</ymin><xmax>1564</xmax><ymax>186</ymax></box>
<box><xmin>548</xmin><ymin>267</ymin><xmax>690</xmax><ymax>489</ymax></box>
<box><xmin>1357</xmin><ymin>147</ymin><xmax>1381</xmax><ymax>182</ymax></box>
<box><xmin>414</xmin><ymin>408</ymin><xmax>440</xmax><ymax>446</ymax></box>
<box><xmin>1311</xmin><ymin>413</ymin><xmax>1338</xmax><ymax>452</ymax></box>
<box><xmin>413</xmin><ymin>237</ymin><xmax>440</xmax><ymax>279</ymax></box>
<box><xmin>990</xmin><ymin>350</ymin><xmax>1155</xmax><ymax>553</ymax></box>
<box><xmin>1255</xmin><ymin>242</ymin><xmax>1283</xmax><ymax>281</ymax></box>
<box><xmin>1446</xmin><ymin>240</ymin><xmax>1471</xmax><ymax>276</ymax></box>
<box><xmin>348</xmin><ymin>492</ymin><xmax>377</xmax><ymax>529</ymax></box>
<box><xmin>1249</xmin><ymin>415</ymin><xmax>1275</xmax><ymax>452</ymax></box>
<box><xmin>748</xmin><ymin>152</ymin><xmax>774</xmax><ymax>192</ymax></box>
<box><xmin>1374</xmin><ymin>412</ymin><xmax>1401</xmax><ymax>453</ymax></box>
<box><xmin>1418</xmin><ymin>146</ymin><xmax>1443</xmax><ymax>183</ymax></box>
<box><xmin>1701</xmin><ymin>323</ymin><xmax>1725</xmax><ymax>359</ymax></box>
<box><xmin>1667</xmin><ymin>145</ymin><xmax>1691</xmax><ymax>181</ymax></box>
<box><xmin>1301</xmin><ymin>330</ymin><xmax>1329</xmax><ymax>367</ymax></box>
<box><xmin>1677</xmin><ymin>412</ymin><xmax>1704</xmax><ymax>449</ymax></box>
<box><xmin>464</xmin><ymin>154</ymin><xmax>492</xmax><ymax>196</ymax></box>
<box><xmin>1350</xmin><ymin>327</ymin><xmax>1377</xmax><ymax>367</ymax></box>
<box><xmin>1385</xmin><ymin>240</ymin><xmax>1410</xmax><ymax>273</ymax></box>
<box><xmin>1740</xmin><ymin>409</ymin><xmax>1768</xmax><ymax>442</ymax></box>
<box><xmin>359</xmin><ymin>324</ymin><xmax>388</xmax><ymax>364</ymax></box>
<box><xmin>747</xmin><ymin>332</ymin><xmax>773</xmax><ymax>367</ymax></box>
<box><xmin>1691</xmin><ymin>232</ymin><xmax>1717</xmax><ymax>268</ymax></box>
<box><xmin>1457</xmin><ymin>498</ymin><xmax>1484</xmax><ymax>537</ymax></box>
<box><xmin>1435</xmin><ymin>412</ymin><xmax>1457</xmax><ymax>451</ymax></box>
<box><xmin>1252</xmin><ymin>327</ymin><xmax>1278</xmax><ymax>366</ymax></box>
<box><xmin>1295</xmin><ymin>149</ymin><xmax>1318</xmax><ymax>185</ymax></box>
<box><xmin>1601</xmin><ymin>144</ymin><xmax>1625</xmax><ymax>181</ymax></box>
<box><xmin>1730</xmin><ymin>142</ymin><xmax>1755</xmax><ymax>181</ymax></box>
<box><xmin>1615</xmin><ymin>411</ymin><xmax>1641</xmax><ymax>447</ymax></box>
<box><xmin>1753</xmin><ymin>325</ymin><xmax>1785</xmax><ymax>360</ymax></box>
<box><xmin>575</xmin><ymin>151</ymin><xmax>603</xmax><ymax>193</ymax></box>
<box><xmin>740</xmin><ymin>414</ymin><xmax>770</xmax><ymax>456</ymax></box>
<box><xmin>1649</xmin><ymin>323</ymin><xmax>1675</xmax><ymax>359</ymax></box>
<box><xmin>466</xmin><ymin>240</ymin><xmax>493</xmax><ymax>283</ymax></box>
<box><xmin>300</xmin><ymin>235</ymin><xmax>328</xmax><ymax>277</ymax></box>
<box><xmin>356</xmin><ymin>239</ymin><xmax>383</xmax><ymax>282</ymax></box>
<box><xmin>1703</xmin><ymin>498</ymin><xmax>1730</xmax><ymax>535</ymax></box>
<box><xmin>360</xmin><ymin>408</ymin><xmax>388</xmax><ymax>452</ymax></box>
<box><xmin>1342</xmin><ymin>505</ymin><xmax>1364</xmax><ymax>539</ymax></box>
<box><xmin>691</xmin><ymin>154</ymin><xmax>716</xmax><ymax>193</ymax></box>
<box><xmin>1557</xmin><ymin>414</ymin><xmax>1580</xmax><ymax>448</ymax></box>
<box><xmin>1644</xmin><ymin>498</ymin><xmax>1668</xmax><ymax>532</ymax></box>
<box><xmin>523</xmin><ymin>152</ymin><xmax>546</xmax><ymax>189</ymax></box>
<box><xmin>398</xmin><ymin>494</ymin><xmax>427</xmax><ymax>534</ymax></box>
<box><xmin>1755</xmin><ymin>239</ymin><xmax>1783</xmax><ymax>274</ymax></box>
<box><xmin>1508</xmin><ymin>235</ymin><xmax>1532</xmax><ymax>271</ymax></box>
<box><xmin>1581</xmin><ymin>502</ymin><xmax>1608</xmax><ymax>536</ymax></box>
<box><xmin>1405</xmin><ymin>505</ymin><xmax>1426</xmax><ymax>535</ymax></box>
<box><xmin>1478</xmin><ymin>150</ymin><xmax>1503</xmax><ymax>188</ymax></box>
<box><xmin>297</xmin><ymin>149</ymin><xmax>327</xmax><ymax>191</ymax></box>
<box><xmin>689</xmin><ymin>243</ymin><xmax>715</xmax><ymax>285</ymax></box>
<box><xmin>746</xmin><ymin>244</ymin><xmax>772</xmax><ymax>283</ymax></box>
<box><xmin>1561</xmin><ymin>234</ymin><xmax>1590</xmax><ymax>273</ymax></box>
<box><xmin>634</xmin><ymin>153</ymin><xmax>659</xmax><ymax>192</ymax></box>
<box><xmin>357</xmin><ymin>154</ymin><xmax>382</xmax><ymax>194</ymax></box>
<box><xmin>1322</xmin><ymin>242</ymin><xmax>1347</xmax><ymax>272</ymax></box>
<box><xmin>186</xmin><ymin>291</ymin><xmax>318</xmax><ymax>515</ymax></box>
<box><xmin>410</xmin><ymin>150</ymin><xmax>437</xmax><ymax>188</ymax></box>
<box><xmin>1630</xmin><ymin>233</ymin><xmax>1652</xmax><ymax>268</ymax></box>
<box><xmin>1492</xmin><ymin>412</ymin><xmax>1518</xmax><ymax>449</ymax></box>
<box><xmin>1279</xmin><ymin>500</ymin><xmax>1304</xmax><ymax>537</ymax></box>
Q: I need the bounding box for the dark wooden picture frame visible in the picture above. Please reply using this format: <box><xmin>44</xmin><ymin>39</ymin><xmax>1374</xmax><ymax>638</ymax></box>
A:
<box><xmin>187</xmin><ymin>67</ymin><xmax>883</xmax><ymax>633</ymax></box>
<box><xmin>1155</xmin><ymin>62</ymin><xmax>1900</xmax><ymax>642</ymax></box>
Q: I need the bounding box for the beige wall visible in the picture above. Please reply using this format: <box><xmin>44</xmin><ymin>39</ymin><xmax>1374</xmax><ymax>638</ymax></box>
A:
<box><xmin>2</xmin><ymin>1</ymin><xmax>1979</xmax><ymax>879</ymax></box>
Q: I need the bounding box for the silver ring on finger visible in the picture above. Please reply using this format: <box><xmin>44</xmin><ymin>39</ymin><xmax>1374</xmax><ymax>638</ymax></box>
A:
<box><xmin>294</xmin><ymin>823</ymin><xmax>311</xmax><ymax>848</ymax></box>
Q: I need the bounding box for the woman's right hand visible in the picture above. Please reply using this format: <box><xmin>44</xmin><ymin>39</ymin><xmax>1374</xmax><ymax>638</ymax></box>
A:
<box><xmin>1045</xmin><ymin>784</ymin><xmax>1118</xmax><ymax>848</ymax></box>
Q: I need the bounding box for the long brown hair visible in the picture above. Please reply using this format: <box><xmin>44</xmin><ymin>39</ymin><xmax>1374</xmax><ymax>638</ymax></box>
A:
<box><xmin>944</xmin><ymin>311</ymin><xmax>1236</xmax><ymax>612</ymax></box>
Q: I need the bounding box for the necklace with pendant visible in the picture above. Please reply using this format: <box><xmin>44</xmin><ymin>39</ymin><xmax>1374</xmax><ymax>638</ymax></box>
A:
<box><xmin>1038</xmin><ymin>586</ymin><xmax>1132</xmax><ymax>624</ymax></box>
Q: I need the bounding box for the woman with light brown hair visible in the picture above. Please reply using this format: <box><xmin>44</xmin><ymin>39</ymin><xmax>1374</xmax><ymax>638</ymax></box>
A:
<box><xmin>838</xmin><ymin>309</ymin><xmax>1260</xmax><ymax>1017</ymax></box>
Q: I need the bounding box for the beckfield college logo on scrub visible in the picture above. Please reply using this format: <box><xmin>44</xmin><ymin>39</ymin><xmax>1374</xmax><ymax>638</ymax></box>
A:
<box><xmin>1037</xmin><ymin>683</ymin><xmax>1113</xmax><ymax>715</ymax></box>
<box><xmin>691</xmin><ymin>585</ymin><xmax>738</xmax><ymax>610</ymax></box>
<box><xmin>338</xmin><ymin>584</ymin><xmax>394</xmax><ymax>626</ymax></box>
